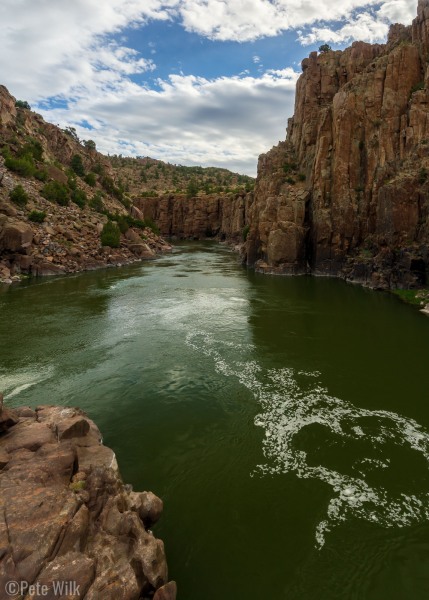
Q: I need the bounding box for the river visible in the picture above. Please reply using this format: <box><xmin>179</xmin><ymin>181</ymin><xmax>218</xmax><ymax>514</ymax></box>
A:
<box><xmin>1</xmin><ymin>241</ymin><xmax>429</xmax><ymax>599</ymax></box>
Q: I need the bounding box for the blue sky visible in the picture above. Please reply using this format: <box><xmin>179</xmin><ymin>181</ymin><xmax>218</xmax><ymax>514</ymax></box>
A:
<box><xmin>0</xmin><ymin>0</ymin><xmax>417</xmax><ymax>175</ymax></box>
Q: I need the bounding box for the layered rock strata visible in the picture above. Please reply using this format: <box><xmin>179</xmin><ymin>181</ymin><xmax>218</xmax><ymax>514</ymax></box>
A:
<box><xmin>0</xmin><ymin>397</ymin><xmax>176</xmax><ymax>600</ymax></box>
<box><xmin>244</xmin><ymin>1</ymin><xmax>429</xmax><ymax>289</ymax></box>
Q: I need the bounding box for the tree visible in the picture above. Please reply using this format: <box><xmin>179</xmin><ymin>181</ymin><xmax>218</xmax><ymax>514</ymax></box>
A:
<box><xmin>84</xmin><ymin>139</ymin><xmax>96</xmax><ymax>151</ymax></box>
<box><xmin>71</xmin><ymin>154</ymin><xmax>85</xmax><ymax>177</ymax></box>
<box><xmin>15</xmin><ymin>100</ymin><xmax>31</xmax><ymax>110</ymax></box>
<box><xmin>186</xmin><ymin>179</ymin><xmax>199</xmax><ymax>198</ymax></box>
<box><xmin>101</xmin><ymin>221</ymin><xmax>121</xmax><ymax>248</ymax></box>
<box><xmin>64</xmin><ymin>126</ymin><xmax>79</xmax><ymax>142</ymax></box>
<box><xmin>319</xmin><ymin>44</ymin><xmax>332</xmax><ymax>53</ymax></box>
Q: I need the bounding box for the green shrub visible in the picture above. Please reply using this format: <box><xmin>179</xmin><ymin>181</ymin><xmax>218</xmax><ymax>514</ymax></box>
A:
<box><xmin>100</xmin><ymin>175</ymin><xmax>124</xmax><ymax>201</ymax></box>
<box><xmin>34</xmin><ymin>169</ymin><xmax>48</xmax><ymax>181</ymax></box>
<box><xmin>4</xmin><ymin>156</ymin><xmax>35</xmax><ymax>177</ymax></box>
<box><xmin>286</xmin><ymin>177</ymin><xmax>296</xmax><ymax>185</ymax></box>
<box><xmin>0</xmin><ymin>146</ymin><xmax>11</xmax><ymax>159</ymax></box>
<box><xmin>15</xmin><ymin>100</ymin><xmax>31</xmax><ymax>110</ymax></box>
<box><xmin>319</xmin><ymin>44</ymin><xmax>332</xmax><ymax>53</ymax></box>
<box><xmin>117</xmin><ymin>215</ymin><xmax>129</xmax><ymax>234</ymax></box>
<box><xmin>18</xmin><ymin>139</ymin><xmax>43</xmax><ymax>161</ymax></box>
<box><xmin>69</xmin><ymin>480</ymin><xmax>86</xmax><ymax>492</ymax></box>
<box><xmin>101</xmin><ymin>221</ymin><xmax>121</xmax><ymax>247</ymax></box>
<box><xmin>90</xmin><ymin>192</ymin><xmax>104</xmax><ymax>212</ymax></box>
<box><xmin>419</xmin><ymin>167</ymin><xmax>428</xmax><ymax>184</ymax></box>
<box><xmin>71</xmin><ymin>154</ymin><xmax>85</xmax><ymax>177</ymax></box>
<box><xmin>67</xmin><ymin>172</ymin><xmax>77</xmax><ymax>191</ymax></box>
<box><xmin>9</xmin><ymin>184</ymin><xmax>28</xmax><ymax>206</ymax></box>
<box><xmin>28</xmin><ymin>210</ymin><xmax>46</xmax><ymax>223</ymax></box>
<box><xmin>242</xmin><ymin>224</ymin><xmax>250</xmax><ymax>241</ymax></box>
<box><xmin>84</xmin><ymin>172</ymin><xmax>97</xmax><ymax>187</ymax></box>
<box><xmin>83</xmin><ymin>139</ymin><xmax>96</xmax><ymax>151</ymax></box>
<box><xmin>72</xmin><ymin>188</ymin><xmax>87</xmax><ymax>208</ymax></box>
<box><xmin>186</xmin><ymin>179</ymin><xmax>199</xmax><ymax>198</ymax></box>
<box><xmin>143</xmin><ymin>217</ymin><xmax>160</xmax><ymax>234</ymax></box>
<box><xmin>41</xmin><ymin>181</ymin><xmax>69</xmax><ymax>206</ymax></box>
<box><xmin>297</xmin><ymin>173</ymin><xmax>306</xmax><ymax>182</ymax></box>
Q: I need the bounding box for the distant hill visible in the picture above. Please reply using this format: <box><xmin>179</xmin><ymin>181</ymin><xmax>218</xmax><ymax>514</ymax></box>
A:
<box><xmin>108</xmin><ymin>155</ymin><xmax>254</xmax><ymax>198</ymax></box>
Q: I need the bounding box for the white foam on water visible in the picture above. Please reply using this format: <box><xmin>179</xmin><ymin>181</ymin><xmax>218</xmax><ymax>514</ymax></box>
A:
<box><xmin>1</xmin><ymin>366</ymin><xmax>55</xmax><ymax>399</ymax></box>
<box><xmin>186</xmin><ymin>331</ymin><xmax>429</xmax><ymax>548</ymax></box>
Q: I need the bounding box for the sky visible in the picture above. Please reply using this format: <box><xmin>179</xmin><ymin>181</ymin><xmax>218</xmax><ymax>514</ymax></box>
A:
<box><xmin>0</xmin><ymin>0</ymin><xmax>417</xmax><ymax>176</ymax></box>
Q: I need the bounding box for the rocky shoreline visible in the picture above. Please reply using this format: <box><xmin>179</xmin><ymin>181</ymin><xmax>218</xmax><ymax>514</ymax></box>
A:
<box><xmin>0</xmin><ymin>396</ymin><xmax>176</xmax><ymax>600</ymax></box>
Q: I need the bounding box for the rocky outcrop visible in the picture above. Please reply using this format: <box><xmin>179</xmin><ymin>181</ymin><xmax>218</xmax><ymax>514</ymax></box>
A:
<box><xmin>244</xmin><ymin>0</ymin><xmax>429</xmax><ymax>289</ymax></box>
<box><xmin>0</xmin><ymin>396</ymin><xmax>176</xmax><ymax>600</ymax></box>
<box><xmin>137</xmin><ymin>193</ymin><xmax>253</xmax><ymax>242</ymax></box>
<box><xmin>0</xmin><ymin>86</ymin><xmax>16</xmax><ymax>128</ymax></box>
<box><xmin>0</xmin><ymin>88</ymin><xmax>172</xmax><ymax>285</ymax></box>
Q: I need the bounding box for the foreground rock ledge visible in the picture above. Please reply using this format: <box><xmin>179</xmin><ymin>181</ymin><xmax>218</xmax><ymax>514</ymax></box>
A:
<box><xmin>0</xmin><ymin>398</ymin><xmax>177</xmax><ymax>600</ymax></box>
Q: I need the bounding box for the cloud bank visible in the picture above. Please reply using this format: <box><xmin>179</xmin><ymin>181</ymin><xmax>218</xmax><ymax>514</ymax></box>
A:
<box><xmin>40</xmin><ymin>69</ymin><xmax>298</xmax><ymax>176</ymax></box>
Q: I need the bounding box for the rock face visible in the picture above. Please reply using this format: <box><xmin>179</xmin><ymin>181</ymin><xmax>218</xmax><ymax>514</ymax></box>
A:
<box><xmin>244</xmin><ymin>0</ymin><xmax>429</xmax><ymax>288</ymax></box>
<box><xmin>0</xmin><ymin>87</ymin><xmax>172</xmax><ymax>285</ymax></box>
<box><xmin>137</xmin><ymin>193</ymin><xmax>253</xmax><ymax>242</ymax></box>
<box><xmin>0</xmin><ymin>399</ymin><xmax>176</xmax><ymax>600</ymax></box>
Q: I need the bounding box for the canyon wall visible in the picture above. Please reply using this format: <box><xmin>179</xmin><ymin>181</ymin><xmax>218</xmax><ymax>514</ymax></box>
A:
<box><xmin>244</xmin><ymin>0</ymin><xmax>429</xmax><ymax>288</ymax></box>
<box><xmin>137</xmin><ymin>193</ymin><xmax>253</xmax><ymax>242</ymax></box>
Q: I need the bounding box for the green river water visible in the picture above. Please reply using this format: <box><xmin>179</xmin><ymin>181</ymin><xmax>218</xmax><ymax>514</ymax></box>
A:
<box><xmin>1</xmin><ymin>241</ymin><xmax>429</xmax><ymax>599</ymax></box>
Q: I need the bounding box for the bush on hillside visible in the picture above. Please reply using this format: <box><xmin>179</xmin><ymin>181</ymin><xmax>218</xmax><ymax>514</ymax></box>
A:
<box><xmin>71</xmin><ymin>154</ymin><xmax>85</xmax><ymax>177</ymax></box>
<box><xmin>15</xmin><ymin>100</ymin><xmax>31</xmax><ymax>110</ymax></box>
<box><xmin>4</xmin><ymin>156</ymin><xmax>35</xmax><ymax>177</ymax></box>
<box><xmin>28</xmin><ymin>210</ymin><xmax>46</xmax><ymax>223</ymax></box>
<box><xmin>90</xmin><ymin>192</ymin><xmax>104</xmax><ymax>212</ymax></box>
<box><xmin>84</xmin><ymin>172</ymin><xmax>97</xmax><ymax>187</ymax></box>
<box><xmin>41</xmin><ymin>181</ymin><xmax>69</xmax><ymax>206</ymax></box>
<box><xmin>9</xmin><ymin>184</ymin><xmax>28</xmax><ymax>206</ymax></box>
<box><xmin>71</xmin><ymin>188</ymin><xmax>87</xmax><ymax>208</ymax></box>
<box><xmin>34</xmin><ymin>169</ymin><xmax>48</xmax><ymax>181</ymax></box>
<box><xmin>100</xmin><ymin>220</ymin><xmax>121</xmax><ymax>247</ymax></box>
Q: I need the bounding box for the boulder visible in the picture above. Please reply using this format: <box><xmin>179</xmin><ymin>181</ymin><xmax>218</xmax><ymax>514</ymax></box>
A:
<box><xmin>0</xmin><ymin>405</ymin><xmax>174</xmax><ymax>599</ymax></box>
<box><xmin>154</xmin><ymin>581</ymin><xmax>177</xmax><ymax>600</ymax></box>
<box><xmin>0</xmin><ymin>220</ymin><xmax>33</xmax><ymax>252</ymax></box>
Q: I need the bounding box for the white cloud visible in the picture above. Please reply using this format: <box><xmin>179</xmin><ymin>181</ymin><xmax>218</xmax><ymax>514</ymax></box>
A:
<box><xmin>298</xmin><ymin>11</ymin><xmax>390</xmax><ymax>45</ymax></box>
<box><xmin>0</xmin><ymin>0</ymin><xmax>170</xmax><ymax>100</ymax></box>
<box><xmin>177</xmin><ymin>0</ymin><xmax>416</xmax><ymax>42</ymax></box>
<box><xmin>0</xmin><ymin>0</ymin><xmax>420</xmax><ymax>176</ymax></box>
<box><xmin>36</xmin><ymin>69</ymin><xmax>299</xmax><ymax>176</ymax></box>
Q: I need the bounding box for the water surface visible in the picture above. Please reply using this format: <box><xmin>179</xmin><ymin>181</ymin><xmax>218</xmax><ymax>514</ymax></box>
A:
<box><xmin>1</xmin><ymin>242</ymin><xmax>429</xmax><ymax>599</ymax></box>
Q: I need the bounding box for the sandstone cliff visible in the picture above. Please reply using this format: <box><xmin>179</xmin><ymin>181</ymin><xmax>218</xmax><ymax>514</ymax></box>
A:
<box><xmin>137</xmin><ymin>192</ymin><xmax>253</xmax><ymax>242</ymax></box>
<box><xmin>0</xmin><ymin>86</ymin><xmax>172</xmax><ymax>285</ymax></box>
<box><xmin>0</xmin><ymin>397</ymin><xmax>176</xmax><ymax>600</ymax></box>
<box><xmin>244</xmin><ymin>0</ymin><xmax>429</xmax><ymax>289</ymax></box>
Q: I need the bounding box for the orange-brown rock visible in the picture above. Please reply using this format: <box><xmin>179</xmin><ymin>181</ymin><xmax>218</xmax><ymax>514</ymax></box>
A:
<box><xmin>243</xmin><ymin>1</ymin><xmax>429</xmax><ymax>288</ymax></box>
<box><xmin>0</xmin><ymin>403</ymin><xmax>176</xmax><ymax>600</ymax></box>
<box><xmin>0</xmin><ymin>87</ymin><xmax>173</xmax><ymax>284</ymax></box>
<box><xmin>137</xmin><ymin>192</ymin><xmax>253</xmax><ymax>242</ymax></box>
